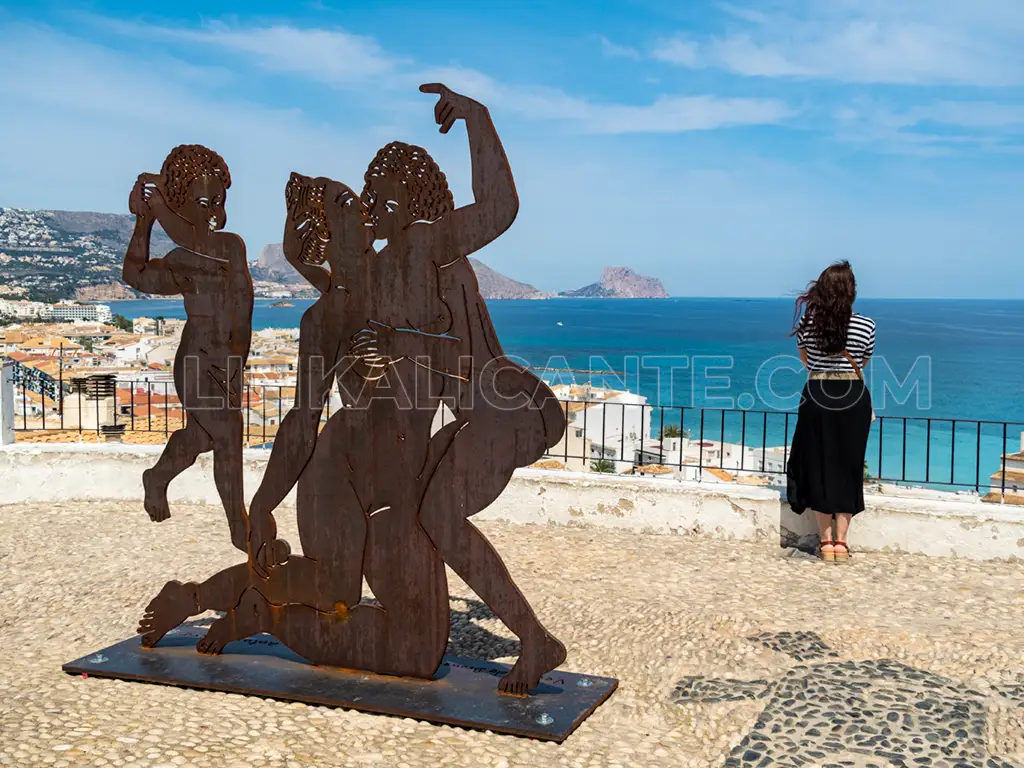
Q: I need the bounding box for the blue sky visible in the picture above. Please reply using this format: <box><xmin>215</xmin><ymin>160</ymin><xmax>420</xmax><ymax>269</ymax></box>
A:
<box><xmin>1</xmin><ymin>0</ymin><xmax>1023</xmax><ymax>298</ymax></box>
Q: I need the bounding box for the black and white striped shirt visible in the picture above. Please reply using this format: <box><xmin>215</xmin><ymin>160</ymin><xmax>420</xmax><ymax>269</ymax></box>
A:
<box><xmin>796</xmin><ymin>312</ymin><xmax>875</xmax><ymax>372</ymax></box>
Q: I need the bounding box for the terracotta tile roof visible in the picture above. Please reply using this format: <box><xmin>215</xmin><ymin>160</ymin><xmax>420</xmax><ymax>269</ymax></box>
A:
<box><xmin>989</xmin><ymin>468</ymin><xmax>1024</xmax><ymax>484</ymax></box>
<box><xmin>19</xmin><ymin>336</ymin><xmax>83</xmax><ymax>350</ymax></box>
<box><xmin>637</xmin><ymin>464</ymin><xmax>673</xmax><ymax>475</ymax></box>
<box><xmin>736</xmin><ymin>475</ymin><xmax>771</xmax><ymax>486</ymax></box>
<box><xmin>131</xmin><ymin>406</ymin><xmax>185</xmax><ymax>420</ymax></box>
<box><xmin>982</xmin><ymin>491</ymin><xmax>1024</xmax><ymax>506</ymax></box>
<box><xmin>565</xmin><ymin>401</ymin><xmax>593</xmax><ymax>414</ymax></box>
<box><xmin>705</xmin><ymin>467</ymin><xmax>735</xmax><ymax>482</ymax></box>
<box><xmin>531</xmin><ymin>459</ymin><xmax>567</xmax><ymax>471</ymax></box>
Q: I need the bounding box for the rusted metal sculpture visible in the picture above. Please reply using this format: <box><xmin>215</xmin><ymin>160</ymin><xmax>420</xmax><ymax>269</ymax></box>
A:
<box><xmin>134</xmin><ymin>85</ymin><xmax>568</xmax><ymax>695</ymax></box>
<box><xmin>122</xmin><ymin>144</ymin><xmax>253</xmax><ymax>552</ymax></box>
<box><xmin>66</xmin><ymin>85</ymin><xmax>620</xmax><ymax>741</ymax></box>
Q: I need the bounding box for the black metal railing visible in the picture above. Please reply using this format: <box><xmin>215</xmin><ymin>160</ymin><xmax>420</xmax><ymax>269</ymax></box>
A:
<box><xmin>7</xmin><ymin>375</ymin><xmax>1024</xmax><ymax>498</ymax></box>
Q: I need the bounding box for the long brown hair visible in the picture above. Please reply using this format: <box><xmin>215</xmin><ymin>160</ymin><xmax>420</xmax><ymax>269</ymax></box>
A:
<box><xmin>791</xmin><ymin>260</ymin><xmax>857</xmax><ymax>354</ymax></box>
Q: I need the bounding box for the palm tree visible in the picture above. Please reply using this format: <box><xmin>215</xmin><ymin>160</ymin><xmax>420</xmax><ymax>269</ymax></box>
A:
<box><xmin>591</xmin><ymin>458</ymin><xmax>616</xmax><ymax>474</ymax></box>
<box><xmin>661</xmin><ymin>424</ymin><xmax>682</xmax><ymax>439</ymax></box>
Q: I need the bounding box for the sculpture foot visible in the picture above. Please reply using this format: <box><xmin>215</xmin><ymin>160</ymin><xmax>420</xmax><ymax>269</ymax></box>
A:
<box><xmin>197</xmin><ymin>588</ymin><xmax>269</xmax><ymax>655</ymax></box>
<box><xmin>498</xmin><ymin>632</ymin><xmax>567</xmax><ymax>696</ymax></box>
<box><xmin>142</xmin><ymin>469</ymin><xmax>171</xmax><ymax>523</ymax></box>
<box><xmin>138</xmin><ymin>580</ymin><xmax>198</xmax><ymax>647</ymax></box>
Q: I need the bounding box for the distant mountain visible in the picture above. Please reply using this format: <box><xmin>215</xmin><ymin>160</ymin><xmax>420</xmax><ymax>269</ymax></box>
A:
<box><xmin>252</xmin><ymin>247</ymin><xmax>546</xmax><ymax>299</ymax></box>
<box><xmin>257</xmin><ymin>243</ymin><xmax>305</xmax><ymax>285</ymax></box>
<box><xmin>44</xmin><ymin>210</ymin><xmax>175</xmax><ymax>256</ymax></box>
<box><xmin>560</xmin><ymin>266</ymin><xmax>669</xmax><ymax>299</ymax></box>
<box><xmin>469</xmin><ymin>258</ymin><xmax>548</xmax><ymax>300</ymax></box>
<box><xmin>258</xmin><ymin>242</ymin><xmax>287</xmax><ymax>272</ymax></box>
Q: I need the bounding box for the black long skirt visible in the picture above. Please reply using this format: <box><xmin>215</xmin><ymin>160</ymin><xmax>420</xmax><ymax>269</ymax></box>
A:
<box><xmin>786</xmin><ymin>379</ymin><xmax>873</xmax><ymax>516</ymax></box>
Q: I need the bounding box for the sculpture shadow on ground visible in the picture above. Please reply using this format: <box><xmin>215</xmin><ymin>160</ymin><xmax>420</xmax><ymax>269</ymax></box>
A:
<box><xmin>671</xmin><ymin>631</ymin><xmax>1024</xmax><ymax>768</ymax></box>
<box><xmin>446</xmin><ymin>596</ymin><xmax>522</xmax><ymax>661</ymax></box>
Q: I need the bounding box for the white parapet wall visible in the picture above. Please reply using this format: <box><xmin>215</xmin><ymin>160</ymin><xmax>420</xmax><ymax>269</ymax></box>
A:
<box><xmin>0</xmin><ymin>361</ymin><xmax>13</xmax><ymax>446</ymax></box>
<box><xmin>1</xmin><ymin>443</ymin><xmax>1023</xmax><ymax>562</ymax></box>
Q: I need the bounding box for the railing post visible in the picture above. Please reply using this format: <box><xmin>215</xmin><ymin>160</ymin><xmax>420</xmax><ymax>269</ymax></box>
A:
<box><xmin>1</xmin><ymin>358</ymin><xmax>14</xmax><ymax>446</ymax></box>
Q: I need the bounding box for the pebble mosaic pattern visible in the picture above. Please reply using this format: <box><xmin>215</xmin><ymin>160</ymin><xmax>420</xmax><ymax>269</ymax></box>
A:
<box><xmin>674</xmin><ymin>638</ymin><xmax>1024</xmax><ymax>767</ymax></box>
<box><xmin>747</xmin><ymin>631</ymin><xmax>841</xmax><ymax>662</ymax></box>
<box><xmin>3</xmin><ymin>500</ymin><xmax>1023</xmax><ymax>767</ymax></box>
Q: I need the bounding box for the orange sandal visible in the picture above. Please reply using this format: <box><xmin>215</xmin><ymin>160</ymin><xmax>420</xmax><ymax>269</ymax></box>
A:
<box><xmin>818</xmin><ymin>539</ymin><xmax>836</xmax><ymax>562</ymax></box>
<box><xmin>833</xmin><ymin>541</ymin><xmax>851</xmax><ymax>563</ymax></box>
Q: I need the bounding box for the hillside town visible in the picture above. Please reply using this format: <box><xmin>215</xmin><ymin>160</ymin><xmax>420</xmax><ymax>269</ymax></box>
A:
<box><xmin>0</xmin><ymin>207</ymin><xmax>129</xmax><ymax>301</ymax></box>
<box><xmin>0</xmin><ymin>207</ymin><xmax>323</xmax><ymax>301</ymax></box>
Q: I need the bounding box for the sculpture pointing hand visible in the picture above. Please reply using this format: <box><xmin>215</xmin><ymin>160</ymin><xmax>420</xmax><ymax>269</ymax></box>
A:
<box><xmin>420</xmin><ymin>83</ymin><xmax>479</xmax><ymax>134</ymax></box>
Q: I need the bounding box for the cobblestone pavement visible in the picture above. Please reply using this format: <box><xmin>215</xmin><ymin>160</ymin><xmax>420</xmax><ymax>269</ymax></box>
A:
<box><xmin>1</xmin><ymin>501</ymin><xmax>1023</xmax><ymax>767</ymax></box>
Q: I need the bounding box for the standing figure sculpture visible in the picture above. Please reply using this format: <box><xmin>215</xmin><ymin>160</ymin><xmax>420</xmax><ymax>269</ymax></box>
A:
<box><xmin>136</xmin><ymin>86</ymin><xmax>568</xmax><ymax>696</ymax></box>
<box><xmin>349</xmin><ymin>84</ymin><xmax>569</xmax><ymax>693</ymax></box>
<box><xmin>122</xmin><ymin>145</ymin><xmax>254</xmax><ymax>552</ymax></box>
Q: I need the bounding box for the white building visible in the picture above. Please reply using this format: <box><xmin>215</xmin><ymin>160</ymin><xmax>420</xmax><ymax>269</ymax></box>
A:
<box><xmin>542</xmin><ymin>424</ymin><xmax>591</xmax><ymax>473</ymax></box>
<box><xmin>759</xmin><ymin>447</ymin><xmax>789</xmax><ymax>477</ymax></box>
<box><xmin>113</xmin><ymin>337</ymin><xmax>160</xmax><ymax>365</ymax></box>
<box><xmin>115</xmin><ymin>370</ymin><xmax>175</xmax><ymax>391</ymax></box>
<box><xmin>0</xmin><ymin>299</ymin><xmax>48</xmax><ymax>319</ymax></box>
<box><xmin>635</xmin><ymin>436</ymin><xmax>686</xmax><ymax>468</ymax></box>
<box><xmin>550</xmin><ymin>383</ymin><xmax>651</xmax><ymax>473</ymax></box>
<box><xmin>133</xmin><ymin>317</ymin><xmax>160</xmax><ymax>335</ymax></box>
<box><xmin>44</xmin><ymin>302</ymin><xmax>113</xmax><ymax>324</ymax></box>
<box><xmin>989</xmin><ymin>432</ymin><xmax>1024</xmax><ymax>499</ymax></box>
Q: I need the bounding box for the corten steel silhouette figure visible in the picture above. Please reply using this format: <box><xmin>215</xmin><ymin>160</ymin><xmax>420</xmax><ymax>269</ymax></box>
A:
<box><xmin>122</xmin><ymin>145</ymin><xmax>254</xmax><ymax>552</ymax></box>
<box><xmin>137</xmin><ymin>85</ymin><xmax>567</xmax><ymax>695</ymax></box>
<box><xmin>138</xmin><ymin>173</ymin><xmax>454</xmax><ymax>677</ymax></box>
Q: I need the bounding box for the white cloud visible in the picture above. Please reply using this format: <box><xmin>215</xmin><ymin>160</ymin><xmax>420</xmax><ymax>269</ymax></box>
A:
<box><xmin>650</xmin><ymin>38</ymin><xmax>701</xmax><ymax>68</ymax></box>
<box><xmin>99</xmin><ymin>18</ymin><xmax>403</xmax><ymax>85</ymax></box>
<box><xmin>575</xmin><ymin>95</ymin><xmax>793</xmax><ymax>134</ymax></box>
<box><xmin>913</xmin><ymin>101</ymin><xmax>1024</xmax><ymax>129</ymax></box>
<box><xmin>92</xmin><ymin>18</ymin><xmax>792</xmax><ymax>135</ymax></box>
<box><xmin>830</xmin><ymin>97</ymin><xmax>1024</xmax><ymax>156</ymax></box>
<box><xmin>599</xmin><ymin>36</ymin><xmax>642</xmax><ymax>60</ymax></box>
<box><xmin>653</xmin><ymin>0</ymin><xmax>1024</xmax><ymax>86</ymax></box>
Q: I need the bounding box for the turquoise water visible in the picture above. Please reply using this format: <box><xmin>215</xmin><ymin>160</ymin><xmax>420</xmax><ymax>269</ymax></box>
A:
<box><xmin>109</xmin><ymin>298</ymin><xmax>1024</xmax><ymax>490</ymax></box>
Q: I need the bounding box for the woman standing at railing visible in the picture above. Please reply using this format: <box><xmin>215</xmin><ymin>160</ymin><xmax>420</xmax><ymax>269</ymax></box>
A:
<box><xmin>787</xmin><ymin>260</ymin><xmax>875</xmax><ymax>563</ymax></box>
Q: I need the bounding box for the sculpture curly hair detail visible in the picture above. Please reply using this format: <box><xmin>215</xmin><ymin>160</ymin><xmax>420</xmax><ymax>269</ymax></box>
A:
<box><xmin>361</xmin><ymin>142</ymin><xmax>454</xmax><ymax>224</ymax></box>
<box><xmin>285</xmin><ymin>174</ymin><xmax>332</xmax><ymax>266</ymax></box>
<box><xmin>159</xmin><ymin>144</ymin><xmax>232</xmax><ymax>212</ymax></box>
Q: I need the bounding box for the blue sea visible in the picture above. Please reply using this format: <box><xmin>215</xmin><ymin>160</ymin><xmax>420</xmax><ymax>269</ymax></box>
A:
<box><xmin>107</xmin><ymin>298</ymin><xmax>1024</xmax><ymax>491</ymax></box>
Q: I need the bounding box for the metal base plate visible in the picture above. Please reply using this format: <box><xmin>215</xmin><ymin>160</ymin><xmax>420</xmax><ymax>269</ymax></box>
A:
<box><xmin>63</xmin><ymin>626</ymin><xmax>617</xmax><ymax>743</ymax></box>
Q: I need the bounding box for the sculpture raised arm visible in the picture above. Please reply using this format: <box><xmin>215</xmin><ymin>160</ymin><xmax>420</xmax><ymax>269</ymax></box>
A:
<box><xmin>414</xmin><ymin>84</ymin><xmax>519</xmax><ymax>259</ymax></box>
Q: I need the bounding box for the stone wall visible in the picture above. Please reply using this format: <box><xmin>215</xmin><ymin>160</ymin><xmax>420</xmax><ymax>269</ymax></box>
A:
<box><xmin>2</xmin><ymin>443</ymin><xmax>1022</xmax><ymax>561</ymax></box>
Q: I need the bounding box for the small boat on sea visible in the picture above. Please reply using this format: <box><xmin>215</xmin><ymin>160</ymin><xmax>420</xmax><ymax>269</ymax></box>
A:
<box><xmin>557</xmin><ymin>321</ymin><xmax>564</xmax><ymax>326</ymax></box>
<box><xmin>270</xmin><ymin>301</ymin><xmax>294</xmax><ymax>308</ymax></box>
